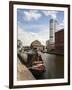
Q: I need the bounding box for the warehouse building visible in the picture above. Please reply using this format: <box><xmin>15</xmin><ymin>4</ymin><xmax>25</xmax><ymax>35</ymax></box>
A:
<box><xmin>55</xmin><ymin>29</ymin><xmax>64</xmax><ymax>54</ymax></box>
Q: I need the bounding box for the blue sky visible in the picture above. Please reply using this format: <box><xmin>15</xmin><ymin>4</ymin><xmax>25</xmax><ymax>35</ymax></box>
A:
<box><xmin>17</xmin><ymin>9</ymin><xmax>64</xmax><ymax>46</ymax></box>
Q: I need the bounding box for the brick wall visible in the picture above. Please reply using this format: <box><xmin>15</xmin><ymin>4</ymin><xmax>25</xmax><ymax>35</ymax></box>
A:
<box><xmin>55</xmin><ymin>29</ymin><xmax>64</xmax><ymax>53</ymax></box>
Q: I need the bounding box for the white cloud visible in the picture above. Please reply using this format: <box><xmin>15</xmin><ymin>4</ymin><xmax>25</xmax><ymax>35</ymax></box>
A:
<box><xmin>18</xmin><ymin>25</ymin><xmax>49</xmax><ymax>46</ymax></box>
<box><xmin>42</xmin><ymin>11</ymin><xmax>57</xmax><ymax>19</ymax></box>
<box><xmin>23</xmin><ymin>10</ymin><xmax>42</xmax><ymax>21</ymax></box>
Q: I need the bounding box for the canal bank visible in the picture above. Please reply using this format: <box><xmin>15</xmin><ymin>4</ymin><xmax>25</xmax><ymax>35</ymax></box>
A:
<box><xmin>17</xmin><ymin>57</ymin><xmax>35</xmax><ymax>80</ymax></box>
<box><xmin>47</xmin><ymin>49</ymin><xmax>64</xmax><ymax>55</ymax></box>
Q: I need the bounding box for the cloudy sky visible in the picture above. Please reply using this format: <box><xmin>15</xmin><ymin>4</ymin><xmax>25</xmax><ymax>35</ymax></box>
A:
<box><xmin>17</xmin><ymin>9</ymin><xmax>64</xmax><ymax>46</ymax></box>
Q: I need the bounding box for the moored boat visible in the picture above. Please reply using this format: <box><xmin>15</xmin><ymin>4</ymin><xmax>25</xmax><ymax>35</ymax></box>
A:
<box><xmin>29</xmin><ymin>63</ymin><xmax>46</xmax><ymax>73</ymax></box>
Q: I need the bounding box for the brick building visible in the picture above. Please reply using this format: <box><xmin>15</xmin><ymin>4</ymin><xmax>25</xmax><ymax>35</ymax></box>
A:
<box><xmin>55</xmin><ymin>29</ymin><xmax>64</xmax><ymax>54</ymax></box>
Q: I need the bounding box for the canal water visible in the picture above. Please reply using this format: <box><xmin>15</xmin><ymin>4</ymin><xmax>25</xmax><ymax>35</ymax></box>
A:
<box><xmin>30</xmin><ymin>53</ymin><xmax>64</xmax><ymax>80</ymax></box>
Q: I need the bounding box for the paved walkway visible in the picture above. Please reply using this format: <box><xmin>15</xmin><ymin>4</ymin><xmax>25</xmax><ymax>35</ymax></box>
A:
<box><xmin>17</xmin><ymin>57</ymin><xmax>35</xmax><ymax>80</ymax></box>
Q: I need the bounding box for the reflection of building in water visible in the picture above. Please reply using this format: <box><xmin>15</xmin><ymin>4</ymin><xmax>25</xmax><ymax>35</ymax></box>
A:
<box><xmin>49</xmin><ymin>19</ymin><xmax>57</xmax><ymax>49</ymax></box>
<box><xmin>31</xmin><ymin>40</ymin><xmax>44</xmax><ymax>51</ymax></box>
<box><xmin>55</xmin><ymin>29</ymin><xmax>64</xmax><ymax>53</ymax></box>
